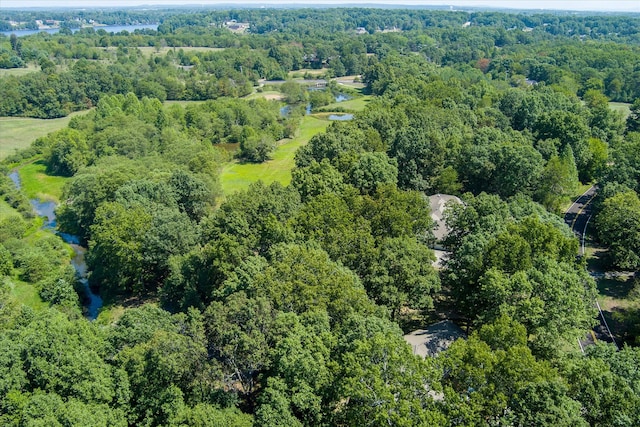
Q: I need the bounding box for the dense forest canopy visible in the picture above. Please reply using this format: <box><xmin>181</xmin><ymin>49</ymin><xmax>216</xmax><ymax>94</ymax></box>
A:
<box><xmin>1</xmin><ymin>5</ymin><xmax>639</xmax><ymax>427</ymax></box>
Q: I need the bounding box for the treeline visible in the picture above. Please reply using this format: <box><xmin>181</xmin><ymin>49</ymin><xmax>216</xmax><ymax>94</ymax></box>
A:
<box><xmin>1</xmin><ymin>8</ymin><xmax>640</xmax><ymax>119</ymax></box>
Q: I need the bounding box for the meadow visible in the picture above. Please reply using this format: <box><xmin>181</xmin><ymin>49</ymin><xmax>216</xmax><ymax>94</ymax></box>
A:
<box><xmin>0</xmin><ymin>63</ymin><xmax>39</xmax><ymax>78</ymax></box>
<box><xmin>609</xmin><ymin>101</ymin><xmax>631</xmax><ymax>118</ymax></box>
<box><xmin>317</xmin><ymin>95</ymin><xmax>371</xmax><ymax>112</ymax></box>
<box><xmin>220</xmin><ymin>115</ymin><xmax>330</xmax><ymax>195</ymax></box>
<box><xmin>0</xmin><ymin>111</ymin><xmax>87</xmax><ymax>161</ymax></box>
<box><xmin>17</xmin><ymin>160</ymin><xmax>68</xmax><ymax>202</ymax></box>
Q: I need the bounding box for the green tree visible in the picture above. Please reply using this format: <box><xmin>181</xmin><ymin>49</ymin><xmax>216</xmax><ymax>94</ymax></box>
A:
<box><xmin>333</xmin><ymin>317</ymin><xmax>445</xmax><ymax>426</ymax></box>
<box><xmin>239</xmin><ymin>134</ymin><xmax>276</xmax><ymax>163</ymax></box>
<box><xmin>0</xmin><ymin>244</ymin><xmax>12</xmax><ymax>276</ymax></box>
<box><xmin>535</xmin><ymin>145</ymin><xmax>580</xmax><ymax>213</ymax></box>
<box><xmin>595</xmin><ymin>190</ymin><xmax>640</xmax><ymax>270</ymax></box>
<box><xmin>280</xmin><ymin>81</ymin><xmax>307</xmax><ymax>104</ymax></box>
<box><xmin>293</xmin><ymin>191</ymin><xmax>376</xmax><ymax>276</ymax></box>
<box><xmin>364</xmin><ymin>236</ymin><xmax>440</xmax><ymax>319</ymax></box>
<box><xmin>87</xmin><ymin>202</ymin><xmax>151</xmax><ymax>295</ymax></box>
<box><xmin>205</xmin><ymin>292</ymin><xmax>276</xmax><ymax>395</ymax></box>
<box><xmin>291</xmin><ymin>159</ymin><xmax>345</xmax><ymax>202</ymax></box>
<box><xmin>625</xmin><ymin>98</ymin><xmax>640</xmax><ymax>133</ymax></box>
<box><xmin>441</xmin><ymin>315</ymin><xmax>585</xmax><ymax>426</ymax></box>
<box><xmin>225</xmin><ymin>244</ymin><xmax>375</xmax><ymax>326</ymax></box>
<box><xmin>347</xmin><ymin>152</ymin><xmax>398</xmax><ymax>194</ymax></box>
<box><xmin>45</xmin><ymin>128</ymin><xmax>89</xmax><ymax>177</ymax></box>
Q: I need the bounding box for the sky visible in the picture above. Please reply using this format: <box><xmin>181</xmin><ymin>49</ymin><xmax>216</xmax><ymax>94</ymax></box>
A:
<box><xmin>1</xmin><ymin>0</ymin><xmax>639</xmax><ymax>12</ymax></box>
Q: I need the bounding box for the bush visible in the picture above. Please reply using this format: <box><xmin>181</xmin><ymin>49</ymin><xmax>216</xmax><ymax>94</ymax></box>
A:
<box><xmin>0</xmin><ymin>244</ymin><xmax>12</xmax><ymax>276</ymax></box>
<box><xmin>239</xmin><ymin>135</ymin><xmax>276</xmax><ymax>163</ymax></box>
<box><xmin>38</xmin><ymin>265</ymin><xmax>79</xmax><ymax>307</ymax></box>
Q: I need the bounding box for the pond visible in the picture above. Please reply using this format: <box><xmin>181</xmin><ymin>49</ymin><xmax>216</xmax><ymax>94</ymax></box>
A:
<box><xmin>7</xmin><ymin>170</ymin><xmax>102</xmax><ymax>319</ymax></box>
<box><xmin>335</xmin><ymin>94</ymin><xmax>351</xmax><ymax>102</ymax></box>
<box><xmin>328</xmin><ymin>114</ymin><xmax>354</xmax><ymax>121</ymax></box>
<box><xmin>280</xmin><ymin>103</ymin><xmax>312</xmax><ymax>117</ymax></box>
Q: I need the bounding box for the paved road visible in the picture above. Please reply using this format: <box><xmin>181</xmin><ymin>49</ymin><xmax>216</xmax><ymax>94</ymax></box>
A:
<box><xmin>564</xmin><ymin>185</ymin><xmax>598</xmax><ymax>239</ymax></box>
<box><xmin>564</xmin><ymin>186</ymin><xmax>618</xmax><ymax>349</ymax></box>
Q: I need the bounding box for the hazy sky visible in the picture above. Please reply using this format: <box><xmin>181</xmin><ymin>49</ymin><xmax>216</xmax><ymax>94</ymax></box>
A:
<box><xmin>1</xmin><ymin>0</ymin><xmax>639</xmax><ymax>12</ymax></box>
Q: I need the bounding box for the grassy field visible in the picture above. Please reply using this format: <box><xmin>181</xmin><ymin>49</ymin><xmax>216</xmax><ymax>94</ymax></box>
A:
<box><xmin>0</xmin><ymin>198</ymin><xmax>17</xmax><ymax>218</ymax></box>
<box><xmin>318</xmin><ymin>95</ymin><xmax>371</xmax><ymax>112</ymax></box>
<box><xmin>609</xmin><ymin>102</ymin><xmax>631</xmax><ymax>119</ymax></box>
<box><xmin>288</xmin><ymin>68</ymin><xmax>326</xmax><ymax>78</ymax></box>
<box><xmin>220</xmin><ymin>115</ymin><xmax>330</xmax><ymax>195</ymax></box>
<box><xmin>17</xmin><ymin>161</ymin><xmax>68</xmax><ymax>202</ymax></box>
<box><xmin>0</xmin><ymin>111</ymin><xmax>88</xmax><ymax>161</ymax></box>
<box><xmin>0</xmin><ymin>63</ymin><xmax>39</xmax><ymax>78</ymax></box>
<box><xmin>9</xmin><ymin>279</ymin><xmax>48</xmax><ymax>311</ymax></box>
<box><xmin>245</xmin><ymin>90</ymin><xmax>284</xmax><ymax>101</ymax></box>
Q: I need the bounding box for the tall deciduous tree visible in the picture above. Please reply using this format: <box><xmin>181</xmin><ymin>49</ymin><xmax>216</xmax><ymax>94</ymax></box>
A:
<box><xmin>595</xmin><ymin>190</ymin><xmax>640</xmax><ymax>270</ymax></box>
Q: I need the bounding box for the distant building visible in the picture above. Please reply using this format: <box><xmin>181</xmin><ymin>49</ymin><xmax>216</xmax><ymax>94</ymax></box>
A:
<box><xmin>355</xmin><ymin>27</ymin><xmax>368</xmax><ymax>35</ymax></box>
<box><xmin>224</xmin><ymin>20</ymin><xmax>250</xmax><ymax>32</ymax></box>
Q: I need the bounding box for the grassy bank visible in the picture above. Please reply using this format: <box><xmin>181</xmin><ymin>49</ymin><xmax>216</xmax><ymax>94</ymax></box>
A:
<box><xmin>317</xmin><ymin>94</ymin><xmax>371</xmax><ymax>113</ymax></box>
<box><xmin>220</xmin><ymin>115</ymin><xmax>330</xmax><ymax>195</ymax></box>
<box><xmin>17</xmin><ymin>161</ymin><xmax>68</xmax><ymax>202</ymax></box>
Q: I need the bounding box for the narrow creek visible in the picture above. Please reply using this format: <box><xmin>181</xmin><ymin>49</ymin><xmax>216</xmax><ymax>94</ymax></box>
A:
<box><xmin>8</xmin><ymin>170</ymin><xmax>102</xmax><ymax>319</ymax></box>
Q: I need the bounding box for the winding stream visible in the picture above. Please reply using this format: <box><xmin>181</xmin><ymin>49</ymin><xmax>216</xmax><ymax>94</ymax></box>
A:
<box><xmin>8</xmin><ymin>170</ymin><xmax>102</xmax><ymax>319</ymax></box>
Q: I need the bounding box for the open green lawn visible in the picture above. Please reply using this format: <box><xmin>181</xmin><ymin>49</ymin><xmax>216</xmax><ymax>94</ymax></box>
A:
<box><xmin>288</xmin><ymin>68</ymin><xmax>326</xmax><ymax>78</ymax></box>
<box><xmin>609</xmin><ymin>102</ymin><xmax>631</xmax><ymax>119</ymax></box>
<box><xmin>0</xmin><ymin>198</ymin><xmax>17</xmax><ymax>218</ymax></box>
<box><xmin>0</xmin><ymin>63</ymin><xmax>39</xmax><ymax>78</ymax></box>
<box><xmin>220</xmin><ymin>115</ymin><xmax>330</xmax><ymax>195</ymax></box>
<box><xmin>17</xmin><ymin>161</ymin><xmax>68</xmax><ymax>202</ymax></box>
<box><xmin>0</xmin><ymin>111</ymin><xmax>87</xmax><ymax>161</ymax></box>
<box><xmin>244</xmin><ymin>91</ymin><xmax>284</xmax><ymax>101</ymax></box>
<box><xmin>318</xmin><ymin>95</ymin><xmax>371</xmax><ymax>112</ymax></box>
<box><xmin>9</xmin><ymin>279</ymin><xmax>48</xmax><ymax>311</ymax></box>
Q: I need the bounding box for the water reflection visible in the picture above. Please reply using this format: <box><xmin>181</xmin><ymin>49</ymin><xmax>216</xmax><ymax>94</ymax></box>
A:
<box><xmin>328</xmin><ymin>114</ymin><xmax>354</xmax><ymax>121</ymax></box>
<box><xmin>7</xmin><ymin>170</ymin><xmax>102</xmax><ymax>319</ymax></box>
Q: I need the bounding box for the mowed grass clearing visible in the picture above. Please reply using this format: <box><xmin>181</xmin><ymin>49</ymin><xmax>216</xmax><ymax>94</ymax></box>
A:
<box><xmin>0</xmin><ymin>63</ymin><xmax>39</xmax><ymax>78</ymax></box>
<box><xmin>18</xmin><ymin>161</ymin><xmax>68</xmax><ymax>202</ymax></box>
<box><xmin>220</xmin><ymin>115</ymin><xmax>330</xmax><ymax>195</ymax></box>
<box><xmin>245</xmin><ymin>91</ymin><xmax>284</xmax><ymax>101</ymax></box>
<box><xmin>319</xmin><ymin>95</ymin><xmax>371</xmax><ymax>112</ymax></box>
<box><xmin>0</xmin><ymin>111</ymin><xmax>87</xmax><ymax>161</ymax></box>
<box><xmin>609</xmin><ymin>102</ymin><xmax>631</xmax><ymax>119</ymax></box>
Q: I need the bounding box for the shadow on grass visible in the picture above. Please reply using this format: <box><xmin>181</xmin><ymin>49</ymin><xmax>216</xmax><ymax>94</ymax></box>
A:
<box><xmin>597</xmin><ymin>276</ymin><xmax>637</xmax><ymax>299</ymax></box>
<box><xmin>607</xmin><ymin>306</ymin><xmax>640</xmax><ymax>346</ymax></box>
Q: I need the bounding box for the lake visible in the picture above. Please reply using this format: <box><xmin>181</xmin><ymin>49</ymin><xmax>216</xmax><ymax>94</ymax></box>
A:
<box><xmin>2</xmin><ymin>24</ymin><xmax>158</xmax><ymax>37</ymax></box>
